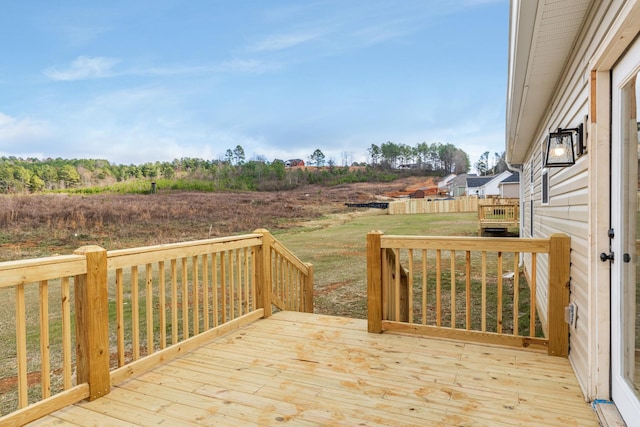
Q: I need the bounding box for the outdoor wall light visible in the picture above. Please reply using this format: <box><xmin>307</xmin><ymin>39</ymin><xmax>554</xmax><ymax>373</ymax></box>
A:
<box><xmin>544</xmin><ymin>124</ymin><xmax>583</xmax><ymax>167</ymax></box>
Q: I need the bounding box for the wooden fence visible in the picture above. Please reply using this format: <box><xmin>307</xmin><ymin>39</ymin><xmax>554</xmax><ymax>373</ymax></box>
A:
<box><xmin>0</xmin><ymin>229</ymin><xmax>312</xmax><ymax>425</ymax></box>
<box><xmin>388</xmin><ymin>196</ymin><xmax>478</xmax><ymax>215</ymax></box>
<box><xmin>367</xmin><ymin>232</ymin><xmax>570</xmax><ymax>356</ymax></box>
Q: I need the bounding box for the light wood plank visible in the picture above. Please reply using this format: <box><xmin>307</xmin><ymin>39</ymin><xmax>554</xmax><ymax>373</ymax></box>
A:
<box><xmin>32</xmin><ymin>312</ymin><xmax>598</xmax><ymax>427</ymax></box>
<box><xmin>39</xmin><ymin>280</ymin><xmax>51</xmax><ymax>399</ymax></box>
<box><xmin>60</xmin><ymin>277</ymin><xmax>72</xmax><ymax>389</ymax></box>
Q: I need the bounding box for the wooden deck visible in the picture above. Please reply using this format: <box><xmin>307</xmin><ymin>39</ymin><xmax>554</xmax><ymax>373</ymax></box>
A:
<box><xmin>29</xmin><ymin>312</ymin><xmax>598</xmax><ymax>426</ymax></box>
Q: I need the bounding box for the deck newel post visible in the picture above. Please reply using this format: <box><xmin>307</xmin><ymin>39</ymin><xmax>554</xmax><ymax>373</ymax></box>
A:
<box><xmin>304</xmin><ymin>262</ymin><xmax>314</xmax><ymax>313</ymax></box>
<box><xmin>547</xmin><ymin>233</ymin><xmax>571</xmax><ymax>357</ymax></box>
<box><xmin>254</xmin><ymin>229</ymin><xmax>273</xmax><ymax>318</ymax></box>
<box><xmin>73</xmin><ymin>245</ymin><xmax>110</xmax><ymax>400</ymax></box>
<box><xmin>367</xmin><ymin>231</ymin><xmax>384</xmax><ymax>333</ymax></box>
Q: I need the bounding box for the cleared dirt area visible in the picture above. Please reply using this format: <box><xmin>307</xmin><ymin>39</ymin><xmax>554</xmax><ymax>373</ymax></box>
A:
<box><xmin>0</xmin><ymin>178</ymin><xmax>434</xmax><ymax>261</ymax></box>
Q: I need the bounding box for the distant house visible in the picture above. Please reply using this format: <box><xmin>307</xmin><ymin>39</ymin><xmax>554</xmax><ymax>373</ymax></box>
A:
<box><xmin>451</xmin><ymin>174</ymin><xmax>476</xmax><ymax>197</ymax></box>
<box><xmin>499</xmin><ymin>172</ymin><xmax>519</xmax><ymax>199</ymax></box>
<box><xmin>437</xmin><ymin>174</ymin><xmax>457</xmax><ymax>195</ymax></box>
<box><xmin>285</xmin><ymin>159</ymin><xmax>305</xmax><ymax>167</ymax></box>
<box><xmin>466</xmin><ymin>171</ymin><xmax>513</xmax><ymax>198</ymax></box>
<box><xmin>465</xmin><ymin>176</ymin><xmax>492</xmax><ymax>197</ymax></box>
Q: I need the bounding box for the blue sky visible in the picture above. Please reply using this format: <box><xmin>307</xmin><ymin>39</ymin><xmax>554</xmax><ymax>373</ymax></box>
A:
<box><xmin>0</xmin><ymin>0</ymin><xmax>508</xmax><ymax>169</ymax></box>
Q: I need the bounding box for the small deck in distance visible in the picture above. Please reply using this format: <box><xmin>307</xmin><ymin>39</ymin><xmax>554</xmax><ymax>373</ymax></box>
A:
<box><xmin>30</xmin><ymin>311</ymin><xmax>598</xmax><ymax>426</ymax></box>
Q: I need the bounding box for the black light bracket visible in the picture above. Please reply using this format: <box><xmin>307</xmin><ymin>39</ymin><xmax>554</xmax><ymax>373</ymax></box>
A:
<box><xmin>561</xmin><ymin>123</ymin><xmax>585</xmax><ymax>157</ymax></box>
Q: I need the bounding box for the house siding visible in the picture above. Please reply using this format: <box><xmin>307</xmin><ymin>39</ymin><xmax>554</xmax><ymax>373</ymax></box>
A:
<box><xmin>499</xmin><ymin>182</ymin><xmax>519</xmax><ymax>198</ymax></box>
<box><xmin>517</xmin><ymin>0</ymin><xmax>630</xmax><ymax>398</ymax></box>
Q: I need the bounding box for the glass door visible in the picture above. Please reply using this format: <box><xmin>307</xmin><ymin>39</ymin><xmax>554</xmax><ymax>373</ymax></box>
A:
<box><xmin>611</xmin><ymin>35</ymin><xmax>640</xmax><ymax>424</ymax></box>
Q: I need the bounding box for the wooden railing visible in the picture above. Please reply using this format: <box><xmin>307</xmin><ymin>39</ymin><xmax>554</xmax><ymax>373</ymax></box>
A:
<box><xmin>260</xmin><ymin>230</ymin><xmax>313</xmax><ymax>315</ymax></box>
<box><xmin>367</xmin><ymin>232</ymin><xmax>570</xmax><ymax>356</ymax></box>
<box><xmin>0</xmin><ymin>229</ymin><xmax>312</xmax><ymax>425</ymax></box>
<box><xmin>478</xmin><ymin>203</ymin><xmax>520</xmax><ymax>235</ymax></box>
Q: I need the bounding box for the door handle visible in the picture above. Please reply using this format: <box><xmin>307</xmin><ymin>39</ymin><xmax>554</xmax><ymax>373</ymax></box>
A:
<box><xmin>600</xmin><ymin>252</ymin><xmax>614</xmax><ymax>262</ymax></box>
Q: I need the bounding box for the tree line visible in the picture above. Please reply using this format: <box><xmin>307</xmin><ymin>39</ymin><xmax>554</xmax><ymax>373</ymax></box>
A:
<box><xmin>0</xmin><ymin>141</ymin><xmax>482</xmax><ymax>194</ymax></box>
<box><xmin>366</xmin><ymin>141</ymin><xmax>470</xmax><ymax>174</ymax></box>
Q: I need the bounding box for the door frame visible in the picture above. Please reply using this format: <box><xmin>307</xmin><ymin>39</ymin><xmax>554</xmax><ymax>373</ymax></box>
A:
<box><xmin>610</xmin><ymin>33</ymin><xmax>640</xmax><ymax>423</ymax></box>
<box><xmin>587</xmin><ymin>3</ymin><xmax>640</xmax><ymax>409</ymax></box>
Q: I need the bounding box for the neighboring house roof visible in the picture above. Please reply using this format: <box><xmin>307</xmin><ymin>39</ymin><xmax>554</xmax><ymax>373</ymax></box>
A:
<box><xmin>466</xmin><ymin>177</ymin><xmax>493</xmax><ymax>188</ymax></box>
<box><xmin>452</xmin><ymin>173</ymin><xmax>476</xmax><ymax>187</ymax></box>
<box><xmin>438</xmin><ymin>174</ymin><xmax>457</xmax><ymax>187</ymax></box>
<box><xmin>506</xmin><ymin>0</ymin><xmax>593</xmax><ymax>164</ymax></box>
<box><xmin>500</xmin><ymin>172</ymin><xmax>520</xmax><ymax>184</ymax></box>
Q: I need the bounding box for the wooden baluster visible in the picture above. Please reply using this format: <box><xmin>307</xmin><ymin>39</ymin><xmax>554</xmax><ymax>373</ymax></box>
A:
<box><xmin>220</xmin><ymin>251</ymin><xmax>227</xmax><ymax>324</ymax></box>
<box><xmin>181</xmin><ymin>257</ymin><xmax>188</xmax><ymax>338</ymax></box>
<box><xmin>408</xmin><ymin>249</ymin><xmax>414</xmax><ymax>324</ymax></box>
<box><xmin>497</xmin><ymin>252</ymin><xmax>503</xmax><ymax>334</ymax></box>
<box><xmin>513</xmin><ymin>253</ymin><xmax>519</xmax><ymax>336</ymax></box>
<box><xmin>192</xmin><ymin>256</ymin><xmax>199</xmax><ymax>334</ymax></box>
<box><xmin>61</xmin><ymin>277</ymin><xmax>72</xmax><ymax>389</ymax></box>
<box><xmin>421</xmin><ymin>249</ymin><xmax>427</xmax><ymax>325</ymax></box>
<box><xmin>159</xmin><ymin>261</ymin><xmax>167</xmax><ymax>349</ymax></box>
<box><xmin>530</xmin><ymin>253</ymin><xmax>537</xmax><ymax>337</ymax></box>
<box><xmin>170</xmin><ymin>259</ymin><xmax>178</xmax><ymax>344</ymax></box>
<box><xmin>131</xmin><ymin>266</ymin><xmax>140</xmax><ymax>359</ymax></box>
<box><xmin>436</xmin><ymin>249</ymin><xmax>442</xmax><ymax>327</ymax></box>
<box><xmin>212</xmin><ymin>252</ymin><xmax>219</xmax><ymax>326</ymax></box>
<box><xmin>450</xmin><ymin>250</ymin><xmax>456</xmax><ymax>329</ymax></box>
<box><xmin>465</xmin><ymin>251</ymin><xmax>471</xmax><ymax>330</ymax></box>
<box><xmin>481</xmin><ymin>252</ymin><xmax>487</xmax><ymax>332</ymax></box>
<box><xmin>39</xmin><ymin>280</ymin><xmax>51</xmax><ymax>399</ymax></box>
<box><xmin>16</xmin><ymin>283</ymin><xmax>27</xmax><ymax>407</ymax></box>
<box><xmin>145</xmin><ymin>263</ymin><xmax>153</xmax><ymax>355</ymax></box>
<box><xmin>201</xmin><ymin>256</ymin><xmax>209</xmax><ymax>330</ymax></box>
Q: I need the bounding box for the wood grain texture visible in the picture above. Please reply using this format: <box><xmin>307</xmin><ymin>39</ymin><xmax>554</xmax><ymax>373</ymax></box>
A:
<box><xmin>31</xmin><ymin>311</ymin><xmax>598</xmax><ymax>426</ymax></box>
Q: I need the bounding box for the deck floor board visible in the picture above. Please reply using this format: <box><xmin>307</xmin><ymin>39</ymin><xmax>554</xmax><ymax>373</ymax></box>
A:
<box><xmin>30</xmin><ymin>311</ymin><xmax>598</xmax><ymax>426</ymax></box>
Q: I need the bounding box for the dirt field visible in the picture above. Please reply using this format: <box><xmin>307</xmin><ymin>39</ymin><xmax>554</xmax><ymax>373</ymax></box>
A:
<box><xmin>0</xmin><ymin>178</ymin><xmax>434</xmax><ymax>261</ymax></box>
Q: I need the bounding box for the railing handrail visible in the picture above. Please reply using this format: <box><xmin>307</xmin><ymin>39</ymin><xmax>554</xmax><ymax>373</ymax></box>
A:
<box><xmin>380</xmin><ymin>235</ymin><xmax>547</xmax><ymax>252</ymax></box>
<box><xmin>107</xmin><ymin>233</ymin><xmax>262</xmax><ymax>269</ymax></box>
<box><xmin>0</xmin><ymin>255</ymin><xmax>86</xmax><ymax>288</ymax></box>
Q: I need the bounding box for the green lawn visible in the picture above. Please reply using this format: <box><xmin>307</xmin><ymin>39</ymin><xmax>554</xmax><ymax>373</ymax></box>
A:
<box><xmin>274</xmin><ymin>211</ymin><xmax>479</xmax><ymax>318</ymax></box>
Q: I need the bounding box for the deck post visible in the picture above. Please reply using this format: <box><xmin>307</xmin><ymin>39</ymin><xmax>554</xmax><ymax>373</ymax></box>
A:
<box><xmin>547</xmin><ymin>233</ymin><xmax>571</xmax><ymax>357</ymax></box>
<box><xmin>254</xmin><ymin>229</ymin><xmax>273</xmax><ymax>318</ymax></box>
<box><xmin>304</xmin><ymin>263</ymin><xmax>314</xmax><ymax>313</ymax></box>
<box><xmin>73</xmin><ymin>245</ymin><xmax>110</xmax><ymax>400</ymax></box>
<box><xmin>367</xmin><ymin>231</ymin><xmax>383</xmax><ymax>333</ymax></box>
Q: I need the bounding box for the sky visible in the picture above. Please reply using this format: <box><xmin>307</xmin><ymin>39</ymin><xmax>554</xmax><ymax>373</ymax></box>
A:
<box><xmin>0</xmin><ymin>0</ymin><xmax>509</xmax><ymax>169</ymax></box>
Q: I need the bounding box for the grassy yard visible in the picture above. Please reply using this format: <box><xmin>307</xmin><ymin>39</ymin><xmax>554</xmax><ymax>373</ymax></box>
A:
<box><xmin>275</xmin><ymin>210</ymin><xmax>479</xmax><ymax>318</ymax></box>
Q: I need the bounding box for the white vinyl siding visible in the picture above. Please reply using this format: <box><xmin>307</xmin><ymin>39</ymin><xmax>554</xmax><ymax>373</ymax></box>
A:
<box><xmin>517</xmin><ymin>0</ymin><xmax>631</xmax><ymax>398</ymax></box>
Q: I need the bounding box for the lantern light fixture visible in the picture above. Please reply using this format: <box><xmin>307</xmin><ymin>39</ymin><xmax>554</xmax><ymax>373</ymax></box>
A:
<box><xmin>544</xmin><ymin>124</ymin><xmax>583</xmax><ymax>167</ymax></box>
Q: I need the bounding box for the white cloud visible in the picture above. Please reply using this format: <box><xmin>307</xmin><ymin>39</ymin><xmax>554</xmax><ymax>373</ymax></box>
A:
<box><xmin>61</xmin><ymin>26</ymin><xmax>113</xmax><ymax>48</ymax></box>
<box><xmin>44</xmin><ymin>56</ymin><xmax>120</xmax><ymax>81</ymax></box>
<box><xmin>0</xmin><ymin>112</ymin><xmax>50</xmax><ymax>144</ymax></box>
<box><xmin>45</xmin><ymin>56</ymin><xmax>279</xmax><ymax>81</ymax></box>
<box><xmin>248</xmin><ymin>30</ymin><xmax>325</xmax><ymax>52</ymax></box>
<box><xmin>217</xmin><ymin>59</ymin><xmax>281</xmax><ymax>74</ymax></box>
